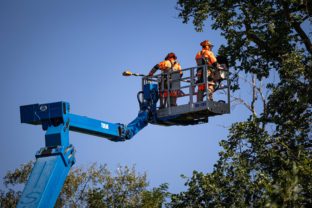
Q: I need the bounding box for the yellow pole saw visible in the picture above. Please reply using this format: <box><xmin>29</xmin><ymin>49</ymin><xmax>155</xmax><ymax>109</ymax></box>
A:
<box><xmin>122</xmin><ymin>70</ymin><xmax>145</xmax><ymax>77</ymax></box>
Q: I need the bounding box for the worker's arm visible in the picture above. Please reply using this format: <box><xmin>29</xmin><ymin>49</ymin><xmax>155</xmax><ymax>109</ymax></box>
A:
<box><xmin>205</xmin><ymin>51</ymin><xmax>217</xmax><ymax>66</ymax></box>
<box><xmin>176</xmin><ymin>63</ymin><xmax>183</xmax><ymax>77</ymax></box>
<box><xmin>149</xmin><ymin>64</ymin><xmax>159</xmax><ymax>76</ymax></box>
<box><xmin>149</xmin><ymin>60</ymin><xmax>174</xmax><ymax>76</ymax></box>
<box><xmin>205</xmin><ymin>51</ymin><xmax>224</xmax><ymax>71</ymax></box>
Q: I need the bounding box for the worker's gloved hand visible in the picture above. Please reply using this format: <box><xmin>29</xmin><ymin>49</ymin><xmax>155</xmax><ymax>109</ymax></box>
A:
<box><xmin>148</xmin><ymin>72</ymin><xmax>154</xmax><ymax>77</ymax></box>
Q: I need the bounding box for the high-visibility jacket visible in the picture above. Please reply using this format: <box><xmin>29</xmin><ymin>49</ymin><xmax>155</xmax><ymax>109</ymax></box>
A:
<box><xmin>195</xmin><ymin>49</ymin><xmax>217</xmax><ymax>66</ymax></box>
<box><xmin>157</xmin><ymin>60</ymin><xmax>182</xmax><ymax>97</ymax></box>
<box><xmin>158</xmin><ymin>60</ymin><xmax>182</xmax><ymax>75</ymax></box>
<box><xmin>149</xmin><ymin>59</ymin><xmax>182</xmax><ymax>76</ymax></box>
<box><xmin>195</xmin><ymin>49</ymin><xmax>217</xmax><ymax>91</ymax></box>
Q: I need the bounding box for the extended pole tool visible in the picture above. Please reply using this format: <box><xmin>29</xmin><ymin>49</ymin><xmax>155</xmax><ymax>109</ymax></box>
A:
<box><xmin>122</xmin><ymin>70</ymin><xmax>145</xmax><ymax>77</ymax></box>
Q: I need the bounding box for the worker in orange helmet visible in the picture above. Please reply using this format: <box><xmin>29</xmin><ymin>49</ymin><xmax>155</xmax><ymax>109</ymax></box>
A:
<box><xmin>195</xmin><ymin>40</ymin><xmax>219</xmax><ymax>101</ymax></box>
<box><xmin>149</xmin><ymin>52</ymin><xmax>182</xmax><ymax>108</ymax></box>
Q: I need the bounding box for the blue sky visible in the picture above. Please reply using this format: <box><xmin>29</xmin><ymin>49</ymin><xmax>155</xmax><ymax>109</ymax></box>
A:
<box><xmin>0</xmin><ymin>0</ymin><xmax>251</xmax><ymax>193</ymax></box>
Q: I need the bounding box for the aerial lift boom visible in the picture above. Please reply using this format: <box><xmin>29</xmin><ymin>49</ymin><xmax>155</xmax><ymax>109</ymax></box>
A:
<box><xmin>17</xmin><ymin>65</ymin><xmax>230</xmax><ymax>207</ymax></box>
<box><xmin>17</xmin><ymin>84</ymin><xmax>158</xmax><ymax>207</ymax></box>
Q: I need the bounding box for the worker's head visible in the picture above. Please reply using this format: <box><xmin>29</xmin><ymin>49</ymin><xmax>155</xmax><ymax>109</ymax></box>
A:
<box><xmin>165</xmin><ymin>52</ymin><xmax>177</xmax><ymax>60</ymax></box>
<box><xmin>200</xmin><ymin>40</ymin><xmax>213</xmax><ymax>49</ymax></box>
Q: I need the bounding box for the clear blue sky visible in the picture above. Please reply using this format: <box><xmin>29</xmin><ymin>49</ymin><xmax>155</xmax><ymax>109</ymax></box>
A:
<box><xmin>0</xmin><ymin>0</ymin><xmax>250</xmax><ymax>193</ymax></box>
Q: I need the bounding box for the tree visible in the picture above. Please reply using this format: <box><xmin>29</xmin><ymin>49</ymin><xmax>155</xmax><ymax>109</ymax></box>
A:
<box><xmin>0</xmin><ymin>162</ymin><xmax>169</xmax><ymax>208</ymax></box>
<box><xmin>170</xmin><ymin>0</ymin><xmax>312</xmax><ymax>207</ymax></box>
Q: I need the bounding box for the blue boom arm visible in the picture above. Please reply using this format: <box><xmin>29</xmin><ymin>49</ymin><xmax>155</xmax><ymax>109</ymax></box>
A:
<box><xmin>17</xmin><ymin>83</ymin><xmax>158</xmax><ymax>208</ymax></box>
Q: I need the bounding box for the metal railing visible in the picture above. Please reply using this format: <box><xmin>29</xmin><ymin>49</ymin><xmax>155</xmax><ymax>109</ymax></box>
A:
<box><xmin>142</xmin><ymin>65</ymin><xmax>230</xmax><ymax>110</ymax></box>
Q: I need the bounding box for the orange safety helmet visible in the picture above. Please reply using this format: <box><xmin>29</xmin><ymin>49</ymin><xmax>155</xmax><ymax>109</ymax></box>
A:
<box><xmin>200</xmin><ymin>40</ymin><xmax>213</xmax><ymax>47</ymax></box>
<box><xmin>165</xmin><ymin>52</ymin><xmax>177</xmax><ymax>60</ymax></box>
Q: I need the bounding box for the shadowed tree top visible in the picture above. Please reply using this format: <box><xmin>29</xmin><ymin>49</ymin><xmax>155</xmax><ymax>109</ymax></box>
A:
<box><xmin>170</xmin><ymin>1</ymin><xmax>312</xmax><ymax>207</ymax></box>
<box><xmin>177</xmin><ymin>0</ymin><xmax>312</xmax><ymax>80</ymax></box>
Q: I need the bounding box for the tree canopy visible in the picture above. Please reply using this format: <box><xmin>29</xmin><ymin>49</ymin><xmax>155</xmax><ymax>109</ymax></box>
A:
<box><xmin>0</xmin><ymin>162</ymin><xmax>169</xmax><ymax>208</ymax></box>
<box><xmin>170</xmin><ymin>0</ymin><xmax>312</xmax><ymax>207</ymax></box>
<box><xmin>1</xmin><ymin>1</ymin><xmax>311</xmax><ymax>207</ymax></box>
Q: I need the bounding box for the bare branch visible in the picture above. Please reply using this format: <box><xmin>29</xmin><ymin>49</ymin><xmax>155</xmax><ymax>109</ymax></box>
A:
<box><xmin>251</xmin><ymin>75</ymin><xmax>257</xmax><ymax>117</ymax></box>
<box><xmin>231</xmin><ymin>74</ymin><xmax>269</xmax><ymax>119</ymax></box>
<box><xmin>231</xmin><ymin>95</ymin><xmax>256</xmax><ymax>116</ymax></box>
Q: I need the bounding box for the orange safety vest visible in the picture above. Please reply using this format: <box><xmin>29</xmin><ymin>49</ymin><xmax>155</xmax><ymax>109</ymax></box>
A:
<box><xmin>195</xmin><ymin>49</ymin><xmax>217</xmax><ymax>91</ymax></box>
<box><xmin>158</xmin><ymin>60</ymin><xmax>182</xmax><ymax>97</ymax></box>
<box><xmin>198</xmin><ymin>81</ymin><xmax>215</xmax><ymax>91</ymax></box>
<box><xmin>195</xmin><ymin>49</ymin><xmax>217</xmax><ymax>66</ymax></box>
<box><xmin>158</xmin><ymin>60</ymin><xmax>182</xmax><ymax>74</ymax></box>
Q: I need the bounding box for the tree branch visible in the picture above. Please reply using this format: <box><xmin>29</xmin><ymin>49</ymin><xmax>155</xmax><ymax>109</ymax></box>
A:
<box><xmin>231</xmin><ymin>95</ymin><xmax>256</xmax><ymax>116</ymax></box>
<box><xmin>257</xmin><ymin>79</ymin><xmax>268</xmax><ymax>129</ymax></box>
<box><xmin>280</xmin><ymin>1</ymin><xmax>312</xmax><ymax>55</ymax></box>
<box><xmin>251</xmin><ymin>75</ymin><xmax>257</xmax><ymax>118</ymax></box>
<box><xmin>241</xmin><ymin>7</ymin><xmax>280</xmax><ymax>60</ymax></box>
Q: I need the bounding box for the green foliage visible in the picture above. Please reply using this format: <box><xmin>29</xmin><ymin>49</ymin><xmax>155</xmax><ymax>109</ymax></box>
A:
<box><xmin>141</xmin><ymin>183</ymin><xmax>170</xmax><ymax>208</ymax></box>
<box><xmin>2</xmin><ymin>1</ymin><xmax>312</xmax><ymax>207</ymax></box>
<box><xmin>171</xmin><ymin>0</ymin><xmax>312</xmax><ymax>207</ymax></box>
<box><xmin>0</xmin><ymin>189</ymin><xmax>20</xmax><ymax>208</ymax></box>
<box><xmin>177</xmin><ymin>0</ymin><xmax>312</xmax><ymax>89</ymax></box>
<box><xmin>3</xmin><ymin>161</ymin><xmax>33</xmax><ymax>187</ymax></box>
<box><xmin>0</xmin><ymin>161</ymin><xmax>33</xmax><ymax>207</ymax></box>
<box><xmin>0</xmin><ymin>162</ymin><xmax>169</xmax><ymax>207</ymax></box>
<box><xmin>170</xmin><ymin>120</ymin><xmax>312</xmax><ymax>207</ymax></box>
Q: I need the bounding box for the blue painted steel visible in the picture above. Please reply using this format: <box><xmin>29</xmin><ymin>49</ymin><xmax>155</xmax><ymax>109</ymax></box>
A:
<box><xmin>118</xmin><ymin>83</ymin><xmax>158</xmax><ymax>140</ymax></box>
<box><xmin>141</xmin><ymin>83</ymin><xmax>158</xmax><ymax>122</ymax></box>
<box><xmin>17</xmin><ymin>123</ymin><xmax>75</xmax><ymax>208</ymax></box>
<box><xmin>69</xmin><ymin>114</ymin><xmax>122</xmax><ymax>141</ymax></box>
<box><xmin>18</xmin><ymin>83</ymin><xmax>159</xmax><ymax>207</ymax></box>
<box><xmin>20</xmin><ymin>102</ymin><xmax>70</xmax><ymax>130</ymax></box>
<box><xmin>143</xmin><ymin>83</ymin><xmax>158</xmax><ymax>102</ymax></box>
<box><xmin>45</xmin><ymin>124</ymin><xmax>69</xmax><ymax>147</ymax></box>
<box><xmin>68</xmin><ymin>83</ymin><xmax>159</xmax><ymax>141</ymax></box>
<box><xmin>121</xmin><ymin>110</ymin><xmax>149</xmax><ymax>140</ymax></box>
